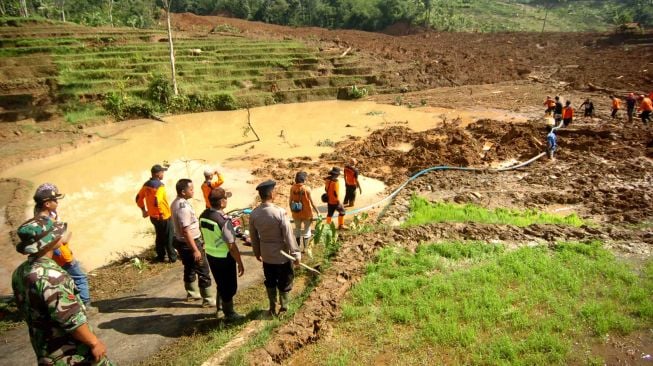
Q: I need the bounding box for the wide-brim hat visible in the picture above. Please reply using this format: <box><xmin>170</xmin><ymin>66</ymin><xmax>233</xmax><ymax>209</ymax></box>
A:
<box><xmin>328</xmin><ymin>167</ymin><xmax>341</xmax><ymax>176</ymax></box>
<box><xmin>16</xmin><ymin>216</ymin><xmax>67</xmax><ymax>255</ymax></box>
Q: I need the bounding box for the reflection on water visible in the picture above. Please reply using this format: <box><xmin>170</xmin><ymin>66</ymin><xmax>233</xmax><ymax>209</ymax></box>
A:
<box><xmin>0</xmin><ymin>100</ymin><xmax>530</xmax><ymax>295</ymax></box>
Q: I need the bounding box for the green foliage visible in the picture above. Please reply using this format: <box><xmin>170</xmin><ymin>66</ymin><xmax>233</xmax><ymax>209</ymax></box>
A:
<box><xmin>334</xmin><ymin>241</ymin><xmax>653</xmax><ymax>364</ymax></box>
<box><xmin>103</xmin><ymin>89</ymin><xmax>153</xmax><ymax>121</ymax></box>
<box><xmin>347</xmin><ymin>85</ymin><xmax>368</xmax><ymax>99</ymax></box>
<box><xmin>349</xmin><ymin>212</ymin><xmax>375</xmax><ymax>233</ymax></box>
<box><xmin>313</xmin><ymin>219</ymin><xmax>340</xmax><ymax>259</ymax></box>
<box><xmin>146</xmin><ymin>74</ymin><xmax>174</xmax><ymax>108</ymax></box>
<box><xmin>404</xmin><ymin>195</ymin><xmax>585</xmax><ymax>228</ymax></box>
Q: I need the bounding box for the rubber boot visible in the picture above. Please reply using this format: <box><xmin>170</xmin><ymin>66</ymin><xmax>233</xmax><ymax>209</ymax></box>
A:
<box><xmin>326</xmin><ymin>216</ymin><xmax>332</xmax><ymax>224</ymax></box>
<box><xmin>184</xmin><ymin>281</ymin><xmax>201</xmax><ymax>301</ymax></box>
<box><xmin>200</xmin><ymin>286</ymin><xmax>216</xmax><ymax>307</ymax></box>
<box><xmin>223</xmin><ymin>301</ymin><xmax>244</xmax><ymax>322</ymax></box>
<box><xmin>266</xmin><ymin>287</ymin><xmax>277</xmax><ymax>317</ymax></box>
<box><xmin>279</xmin><ymin>292</ymin><xmax>290</xmax><ymax>313</ymax></box>
<box><xmin>337</xmin><ymin>215</ymin><xmax>345</xmax><ymax>230</ymax></box>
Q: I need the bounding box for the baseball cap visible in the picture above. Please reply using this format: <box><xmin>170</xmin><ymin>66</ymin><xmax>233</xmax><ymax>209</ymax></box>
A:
<box><xmin>33</xmin><ymin>183</ymin><xmax>65</xmax><ymax>204</ymax></box>
<box><xmin>151</xmin><ymin>164</ymin><xmax>167</xmax><ymax>174</ymax></box>
<box><xmin>16</xmin><ymin>216</ymin><xmax>67</xmax><ymax>255</ymax></box>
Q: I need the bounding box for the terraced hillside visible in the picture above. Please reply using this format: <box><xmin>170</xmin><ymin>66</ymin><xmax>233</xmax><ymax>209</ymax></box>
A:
<box><xmin>0</xmin><ymin>20</ymin><xmax>381</xmax><ymax>123</ymax></box>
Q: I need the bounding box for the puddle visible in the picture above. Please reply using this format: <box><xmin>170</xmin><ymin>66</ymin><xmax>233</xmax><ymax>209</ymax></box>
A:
<box><xmin>0</xmin><ymin>100</ymin><xmax>527</xmax><ymax>295</ymax></box>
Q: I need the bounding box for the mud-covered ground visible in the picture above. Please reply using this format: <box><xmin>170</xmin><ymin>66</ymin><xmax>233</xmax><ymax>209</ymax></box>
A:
<box><xmin>243</xmin><ymin>117</ymin><xmax>652</xmax><ymax>364</ymax></box>
<box><xmin>1</xmin><ymin>14</ymin><xmax>652</xmax><ymax>365</ymax></box>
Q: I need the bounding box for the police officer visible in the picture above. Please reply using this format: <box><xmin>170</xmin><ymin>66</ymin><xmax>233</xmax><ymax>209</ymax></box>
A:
<box><xmin>199</xmin><ymin>187</ymin><xmax>245</xmax><ymax>321</ymax></box>
<box><xmin>12</xmin><ymin>216</ymin><xmax>113</xmax><ymax>365</ymax></box>
<box><xmin>170</xmin><ymin>178</ymin><xmax>215</xmax><ymax>307</ymax></box>
<box><xmin>249</xmin><ymin>179</ymin><xmax>301</xmax><ymax>316</ymax></box>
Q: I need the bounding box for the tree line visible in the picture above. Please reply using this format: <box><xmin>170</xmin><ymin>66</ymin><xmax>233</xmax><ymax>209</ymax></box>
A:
<box><xmin>1</xmin><ymin>0</ymin><xmax>651</xmax><ymax>31</ymax></box>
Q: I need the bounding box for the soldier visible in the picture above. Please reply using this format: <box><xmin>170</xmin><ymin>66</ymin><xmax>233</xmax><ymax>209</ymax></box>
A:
<box><xmin>12</xmin><ymin>216</ymin><xmax>112</xmax><ymax>365</ymax></box>
<box><xmin>249</xmin><ymin>179</ymin><xmax>301</xmax><ymax>316</ymax></box>
<box><xmin>171</xmin><ymin>178</ymin><xmax>215</xmax><ymax>307</ymax></box>
<box><xmin>135</xmin><ymin>164</ymin><xmax>177</xmax><ymax>263</ymax></box>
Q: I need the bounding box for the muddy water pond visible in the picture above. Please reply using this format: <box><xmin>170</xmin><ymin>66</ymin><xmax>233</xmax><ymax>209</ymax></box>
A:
<box><xmin>0</xmin><ymin>100</ymin><xmax>530</xmax><ymax>295</ymax></box>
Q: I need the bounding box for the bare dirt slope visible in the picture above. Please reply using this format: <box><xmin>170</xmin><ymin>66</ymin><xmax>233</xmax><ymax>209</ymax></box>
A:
<box><xmin>171</xmin><ymin>13</ymin><xmax>653</xmax><ymax>93</ymax></box>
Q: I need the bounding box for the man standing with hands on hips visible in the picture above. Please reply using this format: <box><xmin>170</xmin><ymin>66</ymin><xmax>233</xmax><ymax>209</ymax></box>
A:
<box><xmin>171</xmin><ymin>178</ymin><xmax>216</xmax><ymax>307</ymax></box>
<box><xmin>249</xmin><ymin>179</ymin><xmax>301</xmax><ymax>317</ymax></box>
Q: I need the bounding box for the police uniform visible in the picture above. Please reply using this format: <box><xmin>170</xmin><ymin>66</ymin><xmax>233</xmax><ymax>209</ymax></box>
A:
<box><xmin>12</xmin><ymin>217</ymin><xmax>113</xmax><ymax>365</ymax></box>
<box><xmin>171</xmin><ymin>195</ymin><xmax>213</xmax><ymax>303</ymax></box>
<box><xmin>249</xmin><ymin>180</ymin><xmax>301</xmax><ymax>314</ymax></box>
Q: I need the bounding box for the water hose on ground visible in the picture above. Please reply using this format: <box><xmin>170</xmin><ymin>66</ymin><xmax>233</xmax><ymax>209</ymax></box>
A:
<box><xmin>345</xmin><ymin>152</ymin><xmax>547</xmax><ymax>216</ymax></box>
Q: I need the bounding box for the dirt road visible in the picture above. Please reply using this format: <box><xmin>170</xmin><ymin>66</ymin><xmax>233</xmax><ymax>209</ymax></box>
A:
<box><xmin>0</xmin><ymin>247</ymin><xmax>264</xmax><ymax>365</ymax></box>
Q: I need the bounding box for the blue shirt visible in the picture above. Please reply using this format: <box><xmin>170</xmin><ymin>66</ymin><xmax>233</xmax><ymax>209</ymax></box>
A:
<box><xmin>547</xmin><ymin>131</ymin><xmax>557</xmax><ymax>150</ymax></box>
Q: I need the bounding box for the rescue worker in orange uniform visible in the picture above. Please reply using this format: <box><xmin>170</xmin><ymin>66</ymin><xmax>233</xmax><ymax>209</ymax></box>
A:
<box><xmin>610</xmin><ymin>95</ymin><xmax>621</xmax><ymax>119</ymax></box>
<box><xmin>324</xmin><ymin>167</ymin><xmax>345</xmax><ymax>229</ymax></box>
<box><xmin>201</xmin><ymin>168</ymin><xmax>225</xmax><ymax>209</ymax></box>
<box><xmin>288</xmin><ymin>171</ymin><xmax>320</xmax><ymax>251</ymax></box>
<box><xmin>543</xmin><ymin>96</ymin><xmax>555</xmax><ymax>115</ymax></box>
<box><xmin>639</xmin><ymin>94</ymin><xmax>652</xmax><ymax>124</ymax></box>
<box><xmin>343</xmin><ymin>158</ymin><xmax>362</xmax><ymax>208</ymax></box>
<box><xmin>562</xmin><ymin>100</ymin><xmax>574</xmax><ymax>127</ymax></box>
<box><xmin>136</xmin><ymin>164</ymin><xmax>177</xmax><ymax>263</ymax></box>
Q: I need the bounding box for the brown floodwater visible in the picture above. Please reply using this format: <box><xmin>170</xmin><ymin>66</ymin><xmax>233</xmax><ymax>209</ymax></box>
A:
<box><xmin>0</xmin><ymin>100</ymin><xmax>530</xmax><ymax>295</ymax></box>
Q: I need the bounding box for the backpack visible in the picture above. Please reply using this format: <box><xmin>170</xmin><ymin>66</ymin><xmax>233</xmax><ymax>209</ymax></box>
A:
<box><xmin>290</xmin><ymin>187</ymin><xmax>304</xmax><ymax>212</ymax></box>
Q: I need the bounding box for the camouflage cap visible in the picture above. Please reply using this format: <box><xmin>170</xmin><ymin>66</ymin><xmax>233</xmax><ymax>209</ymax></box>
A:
<box><xmin>16</xmin><ymin>216</ymin><xmax>67</xmax><ymax>255</ymax></box>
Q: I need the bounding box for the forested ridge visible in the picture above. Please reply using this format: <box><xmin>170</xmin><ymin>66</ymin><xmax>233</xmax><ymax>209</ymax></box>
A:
<box><xmin>1</xmin><ymin>0</ymin><xmax>652</xmax><ymax>32</ymax></box>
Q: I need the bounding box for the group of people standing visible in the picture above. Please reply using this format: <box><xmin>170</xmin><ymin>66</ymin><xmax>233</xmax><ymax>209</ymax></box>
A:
<box><xmin>544</xmin><ymin>91</ymin><xmax>653</xmax><ymax>125</ymax></box>
<box><xmin>10</xmin><ymin>156</ymin><xmax>364</xmax><ymax>364</ymax></box>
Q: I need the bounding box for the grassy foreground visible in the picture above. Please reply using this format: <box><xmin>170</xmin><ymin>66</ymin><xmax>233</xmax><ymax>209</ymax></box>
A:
<box><xmin>404</xmin><ymin>196</ymin><xmax>585</xmax><ymax>228</ymax></box>
<box><xmin>305</xmin><ymin>241</ymin><xmax>652</xmax><ymax>365</ymax></box>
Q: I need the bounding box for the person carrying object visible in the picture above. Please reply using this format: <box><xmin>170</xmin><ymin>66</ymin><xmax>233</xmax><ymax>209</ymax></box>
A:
<box><xmin>249</xmin><ymin>179</ymin><xmax>301</xmax><ymax>317</ymax></box>
<box><xmin>288</xmin><ymin>171</ymin><xmax>320</xmax><ymax>252</ymax></box>
<box><xmin>33</xmin><ymin>183</ymin><xmax>93</xmax><ymax>307</ymax></box>
<box><xmin>199</xmin><ymin>187</ymin><xmax>246</xmax><ymax>321</ymax></box>
<box><xmin>171</xmin><ymin>178</ymin><xmax>216</xmax><ymax>307</ymax></box>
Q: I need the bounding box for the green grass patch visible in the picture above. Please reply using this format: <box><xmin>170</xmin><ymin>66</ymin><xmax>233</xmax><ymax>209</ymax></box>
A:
<box><xmin>64</xmin><ymin>105</ymin><xmax>106</xmax><ymax>125</ymax></box>
<box><xmin>404</xmin><ymin>195</ymin><xmax>585</xmax><ymax>228</ymax></box>
<box><xmin>309</xmin><ymin>241</ymin><xmax>653</xmax><ymax>365</ymax></box>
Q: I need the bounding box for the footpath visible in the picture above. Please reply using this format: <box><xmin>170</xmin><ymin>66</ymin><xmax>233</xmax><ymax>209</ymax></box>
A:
<box><xmin>0</xmin><ymin>251</ymin><xmax>264</xmax><ymax>365</ymax></box>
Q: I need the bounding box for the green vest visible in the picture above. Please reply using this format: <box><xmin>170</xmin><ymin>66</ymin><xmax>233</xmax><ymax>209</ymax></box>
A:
<box><xmin>199</xmin><ymin>217</ymin><xmax>229</xmax><ymax>258</ymax></box>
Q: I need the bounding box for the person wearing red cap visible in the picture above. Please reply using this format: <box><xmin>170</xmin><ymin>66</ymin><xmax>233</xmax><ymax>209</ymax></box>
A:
<box><xmin>135</xmin><ymin>164</ymin><xmax>177</xmax><ymax>263</ymax></box>
<box><xmin>639</xmin><ymin>94</ymin><xmax>652</xmax><ymax>124</ymax></box>
<box><xmin>626</xmin><ymin>93</ymin><xmax>637</xmax><ymax>123</ymax></box>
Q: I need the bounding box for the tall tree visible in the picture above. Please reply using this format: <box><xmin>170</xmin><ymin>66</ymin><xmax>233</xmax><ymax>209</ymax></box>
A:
<box><xmin>161</xmin><ymin>0</ymin><xmax>179</xmax><ymax>96</ymax></box>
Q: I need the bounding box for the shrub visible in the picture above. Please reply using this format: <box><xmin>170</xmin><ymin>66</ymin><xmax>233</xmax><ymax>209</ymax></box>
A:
<box><xmin>146</xmin><ymin>74</ymin><xmax>174</xmax><ymax>110</ymax></box>
<box><xmin>103</xmin><ymin>91</ymin><xmax>153</xmax><ymax>121</ymax></box>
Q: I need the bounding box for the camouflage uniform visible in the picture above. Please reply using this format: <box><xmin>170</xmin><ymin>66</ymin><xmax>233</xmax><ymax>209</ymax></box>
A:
<box><xmin>12</xmin><ymin>217</ymin><xmax>112</xmax><ymax>365</ymax></box>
